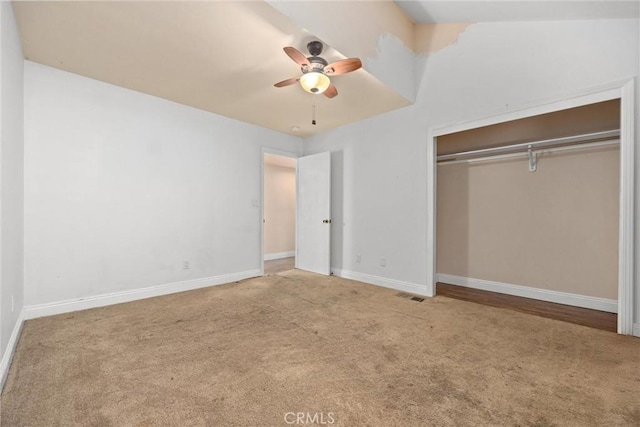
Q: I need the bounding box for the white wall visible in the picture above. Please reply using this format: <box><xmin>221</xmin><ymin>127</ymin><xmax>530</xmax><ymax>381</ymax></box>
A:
<box><xmin>24</xmin><ymin>62</ymin><xmax>301</xmax><ymax>307</ymax></box>
<box><xmin>303</xmin><ymin>20</ymin><xmax>639</xmax><ymax>320</ymax></box>
<box><xmin>0</xmin><ymin>1</ymin><xmax>24</xmax><ymax>371</ymax></box>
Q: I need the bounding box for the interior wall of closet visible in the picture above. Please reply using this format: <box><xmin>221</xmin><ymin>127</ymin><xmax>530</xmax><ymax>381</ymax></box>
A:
<box><xmin>436</xmin><ymin>100</ymin><xmax>620</xmax><ymax>305</ymax></box>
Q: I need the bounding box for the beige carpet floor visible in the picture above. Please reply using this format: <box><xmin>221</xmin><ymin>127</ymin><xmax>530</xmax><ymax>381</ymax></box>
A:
<box><xmin>1</xmin><ymin>270</ymin><xmax>639</xmax><ymax>426</ymax></box>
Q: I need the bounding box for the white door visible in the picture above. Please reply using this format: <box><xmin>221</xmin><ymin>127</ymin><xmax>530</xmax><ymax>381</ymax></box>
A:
<box><xmin>296</xmin><ymin>151</ymin><xmax>331</xmax><ymax>275</ymax></box>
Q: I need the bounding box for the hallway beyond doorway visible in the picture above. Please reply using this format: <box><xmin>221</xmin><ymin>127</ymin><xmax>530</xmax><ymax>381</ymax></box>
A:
<box><xmin>264</xmin><ymin>257</ymin><xmax>295</xmax><ymax>275</ymax></box>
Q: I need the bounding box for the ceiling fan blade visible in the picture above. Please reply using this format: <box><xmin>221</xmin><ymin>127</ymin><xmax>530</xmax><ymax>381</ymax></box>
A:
<box><xmin>324</xmin><ymin>58</ymin><xmax>362</xmax><ymax>76</ymax></box>
<box><xmin>324</xmin><ymin>84</ymin><xmax>338</xmax><ymax>98</ymax></box>
<box><xmin>283</xmin><ymin>46</ymin><xmax>310</xmax><ymax>67</ymax></box>
<box><xmin>274</xmin><ymin>77</ymin><xmax>300</xmax><ymax>88</ymax></box>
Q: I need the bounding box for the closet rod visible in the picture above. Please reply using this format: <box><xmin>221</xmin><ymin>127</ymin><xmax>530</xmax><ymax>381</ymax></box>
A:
<box><xmin>436</xmin><ymin>129</ymin><xmax>619</xmax><ymax>162</ymax></box>
<box><xmin>437</xmin><ymin>139</ymin><xmax>619</xmax><ymax>167</ymax></box>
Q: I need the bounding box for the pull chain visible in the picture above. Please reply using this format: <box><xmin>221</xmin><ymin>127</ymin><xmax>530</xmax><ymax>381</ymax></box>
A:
<box><xmin>312</xmin><ymin>105</ymin><xmax>316</xmax><ymax>126</ymax></box>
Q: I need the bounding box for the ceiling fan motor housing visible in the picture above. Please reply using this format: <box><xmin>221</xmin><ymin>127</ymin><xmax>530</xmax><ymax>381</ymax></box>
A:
<box><xmin>306</xmin><ymin>56</ymin><xmax>328</xmax><ymax>71</ymax></box>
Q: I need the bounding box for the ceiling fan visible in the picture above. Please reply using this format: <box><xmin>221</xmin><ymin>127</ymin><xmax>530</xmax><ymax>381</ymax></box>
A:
<box><xmin>274</xmin><ymin>41</ymin><xmax>362</xmax><ymax>98</ymax></box>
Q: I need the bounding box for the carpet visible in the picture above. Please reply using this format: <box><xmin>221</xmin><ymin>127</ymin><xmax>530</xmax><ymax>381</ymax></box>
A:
<box><xmin>2</xmin><ymin>270</ymin><xmax>639</xmax><ymax>426</ymax></box>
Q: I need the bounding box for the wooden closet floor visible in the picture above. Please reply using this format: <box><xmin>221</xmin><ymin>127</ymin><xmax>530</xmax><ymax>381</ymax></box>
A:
<box><xmin>436</xmin><ymin>283</ymin><xmax>617</xmax><ymax>333</ymax></box>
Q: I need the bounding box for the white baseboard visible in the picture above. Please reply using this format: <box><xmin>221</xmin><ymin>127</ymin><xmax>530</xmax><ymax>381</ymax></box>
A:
<box><xmin>24</xmin><ymin>269</ymin><xmax>261</xmax><ymax>320</ymax></box>
<box><xmin>633</xmin><ymin>323</ymin><xmax>640</xmax><ymax>338</ymax></box>
<box><xmin>332</xmin><ymin>268</ymin><xmax>431</xmax><ymax>297</ymax></box>
<box><xmin>264</xmin><ymin>251</ymin><xmax>295</xmax><ymax>261</ymax></box>
<box><xmin>437</xmin><ymin>273</ymin><xmax>618</xmax><ymax>313</ymax></box>
<box><xmin>0</xmin><ymin>309</ymin><xmax>25</xmax><ymax>392</ymax></box>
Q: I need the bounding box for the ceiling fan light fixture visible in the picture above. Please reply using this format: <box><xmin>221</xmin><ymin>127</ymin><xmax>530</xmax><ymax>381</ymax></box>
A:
<box><xmin>299</xmin><ymin>71</ymin><xmax>330</xmax><ymax>94</ymax></box>
<box><xmin>275</xmin><ymin>43</ymin><xmax>361</xmax><ymax>99</ymax></box>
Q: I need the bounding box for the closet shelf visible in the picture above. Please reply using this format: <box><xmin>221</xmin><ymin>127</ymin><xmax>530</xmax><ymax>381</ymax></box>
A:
<box><xmin>437</xmin><ymin>129</ymin><xmax>620</xmax><ymax>164</ymax></box>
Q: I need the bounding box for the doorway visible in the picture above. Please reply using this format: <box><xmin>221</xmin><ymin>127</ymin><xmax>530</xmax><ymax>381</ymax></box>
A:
<box><xmin>263</xmin><ymin>152</ymin><xmax>297</xmax><ymax>275</ymax></box>
<box><xmin>260</xmin><ymin>149</ymin><xmax>333</xmax><ymax>277</ymax></box>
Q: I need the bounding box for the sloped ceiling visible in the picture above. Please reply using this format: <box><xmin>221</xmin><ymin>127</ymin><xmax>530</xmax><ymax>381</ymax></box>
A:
<box><xmin>12</xmin><ymin>1</ymin><xmax>639</xmax><ymax>137</ymax></box>
<box><xmin>397</xmin><ymin>0</ymin><xmax>640</xmax><ymax>23</ymax></box>
<box><xmin>12</xmin><ymin>1</ymin><xmax>412</xmax><ymax>137</ymax></box>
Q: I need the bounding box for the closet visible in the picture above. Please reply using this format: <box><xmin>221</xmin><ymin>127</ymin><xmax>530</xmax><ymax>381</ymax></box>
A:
<box><xmin>435</xmin><ymin>100</ymin><xmax>620</xmax><ymax>327</ymax></box>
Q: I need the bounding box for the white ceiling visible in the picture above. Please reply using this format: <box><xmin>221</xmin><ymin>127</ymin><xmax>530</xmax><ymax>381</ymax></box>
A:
<box><xmin>397</xmin><ymin>0</ymin><xmax>640</xmax><ymax>24</ymax></box>
<box><xmin>12</xmin><ymin>1</ymin><xmax>639</xmax><ymax>138</ymax></box>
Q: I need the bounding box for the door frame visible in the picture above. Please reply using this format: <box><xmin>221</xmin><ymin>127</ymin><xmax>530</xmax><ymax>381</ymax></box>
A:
<box><xmin>260</xmin><ymin>147</ymin><xmax>299</xmax><ymax>276</ymax></box>
<box><xmin>426</xmin><ymin>79</ymin><xmax>635</xmax><ymax>335</ymax></box>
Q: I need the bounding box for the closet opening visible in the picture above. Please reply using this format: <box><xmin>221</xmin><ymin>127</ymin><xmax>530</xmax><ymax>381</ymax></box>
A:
<box><xmin>426</xmin><ymin>81</ymin><xmax>635</xmax><ymax>335</ymax></box>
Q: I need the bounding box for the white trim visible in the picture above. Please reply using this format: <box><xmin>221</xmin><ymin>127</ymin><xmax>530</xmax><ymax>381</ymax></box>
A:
<box><xmin>262</xmin><ymin>147</ymin><xmax>302</xmax><ymax>159</ymax></box>
<box><xmin>332</xmin><ymin>268</ymin><xmax>429</xmax><ymax>297</ymax></box>
<box><xmin>437</xmin><ymin>274</ymin><xmax>618</xmax><ymax>314</ymax></box>
<box><xmin>264</xmin><ymin>251</ymin><xmax>295</xmax><ymax>261</ymax></box>
<box><xmin>633</xmin><ymin>323</ymin><xmax>640</xmax><ymax>338</ymax></box>
<box><xmin>24</xmin><ymin>270</ymin><xmax>260</xmax><ymax>320</ymax></box>
<box><xmin>0</xmin><ymin>309</ymin><xmax>25</xmax><ymax>391</ymax></box>
<box><xmin>618</xmin><ymin>80</ymin><xmax>635</xmax><ymax>335</ymax></box>
<box><xmin>427</xmin><ymin>79</ymin><xmax>635</xmax><ymax>334</ymax></box>
<box><xmin>425</xmin><ymin>128</ymin><xmax>437</xmax><ymax>297</ymax></box>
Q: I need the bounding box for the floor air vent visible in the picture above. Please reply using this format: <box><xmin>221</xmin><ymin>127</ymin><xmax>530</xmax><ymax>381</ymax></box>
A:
<box><xmin>396</xmin><ymin>292</ymin><xmax>424</xmax><ymax>302</ymax></box>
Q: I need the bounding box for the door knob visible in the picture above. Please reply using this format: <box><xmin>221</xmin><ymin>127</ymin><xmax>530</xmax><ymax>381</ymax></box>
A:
<box><xmin>322</xmin><ymin>219</ymin><xmax>331</xmax><ymax>224</ymax></box>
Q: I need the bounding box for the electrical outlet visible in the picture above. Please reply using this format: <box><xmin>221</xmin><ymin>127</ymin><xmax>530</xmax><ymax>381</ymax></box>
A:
<box><xmin>183</xmin><ymin>261</ymin><xmax>190</xmax><ymax>270</ymax></box>
<box><xmin>380</xmin><ymin>258</ymin><xmax>386</xmax><ymax>267</ymax></box>
<box><xmin>356</xmin><ymin>254</ymin><xmax>361</xmax><ymax>263</ymax></box>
